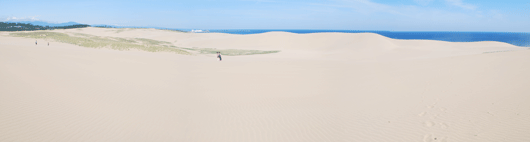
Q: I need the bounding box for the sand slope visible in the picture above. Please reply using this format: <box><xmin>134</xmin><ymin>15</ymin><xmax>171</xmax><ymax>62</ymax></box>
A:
<box><xmin>1</xmin><ymin>28</ymin><xmax>529</xmax><ymax>142</ymax></box>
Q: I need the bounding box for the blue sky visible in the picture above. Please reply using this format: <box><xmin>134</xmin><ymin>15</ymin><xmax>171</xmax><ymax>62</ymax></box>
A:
<box><xmin>1</xmin><ymin>0</ymin><xmax>529</xmax><ymax>32</ymax></box>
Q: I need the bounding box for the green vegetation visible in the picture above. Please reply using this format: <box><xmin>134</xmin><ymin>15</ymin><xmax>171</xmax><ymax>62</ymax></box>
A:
<box><xmin>0</xmin><ymin>22</ymin><xmax>89</xmax><ymax>31</ymax></box>
<box><xmin>9</xmin><ymin>31</ymin><xmax>280</xmax><ymax>56</ymax></box>
<box><xmin>183</xmin><ymin>47</ymin><xmax>280</xmax><ymax>56</ymax></box>
<box><xmin>135</xmin><ymin>38</ymin><xmax>172</xmax><ymax>45</ymax></box>
<box><xmin>115</xmin><ymin>29</ymin><xmax>125</xmax><ymax>33</ymax></box>
<box><xmin>10</xmin><ymin>32</ymin><xmax>190</xmax><ymax>55</ymax></box>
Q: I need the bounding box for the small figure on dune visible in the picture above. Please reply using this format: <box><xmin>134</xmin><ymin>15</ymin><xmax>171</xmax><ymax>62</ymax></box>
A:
<box><xmin>35</xmin><ymin>40</ymin><xmax>37</xmax><ymax>45</ymax></box>
<box><xmin>217</xmin><ymin>52</ymin><xmax>222</xmax><ymax>61</ymax></box>
<box><xmin>48</xmin><ymin>42</ymin><xmax>49</xmax><ymax>46</ymax></box>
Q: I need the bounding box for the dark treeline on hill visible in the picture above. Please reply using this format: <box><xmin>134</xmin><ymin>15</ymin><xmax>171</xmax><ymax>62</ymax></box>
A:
<box><xmin>0</xmin><ymin>22</ymin><xmax>89</xmax><ymax>31</ymax></box>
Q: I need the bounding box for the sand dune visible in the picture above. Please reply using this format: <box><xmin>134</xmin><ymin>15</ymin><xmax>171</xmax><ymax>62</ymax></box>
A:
<box><xmin>1</xmin><ymin>28</ymin><xmax>529</xmax><ymax>142</ymax></box>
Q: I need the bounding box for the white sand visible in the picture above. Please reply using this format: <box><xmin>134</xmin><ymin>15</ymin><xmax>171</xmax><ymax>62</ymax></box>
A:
<box><xmin>1</xmin><ymin>28</ymin><xmax>529</xmax><ymax>142</ymax></box>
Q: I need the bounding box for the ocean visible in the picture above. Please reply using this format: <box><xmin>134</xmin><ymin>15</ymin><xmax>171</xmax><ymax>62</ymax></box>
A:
<box><xmin>184</xmin><ymin>29</ymin><xmax>530</xmax><ymax>47</ymax></box>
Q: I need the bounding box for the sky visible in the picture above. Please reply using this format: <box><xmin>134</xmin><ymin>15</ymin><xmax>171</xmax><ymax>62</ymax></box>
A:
<box><xmin>1</xmin><ymin>0</ymin><xmax>529</xmax><ymax>32</ymax></box>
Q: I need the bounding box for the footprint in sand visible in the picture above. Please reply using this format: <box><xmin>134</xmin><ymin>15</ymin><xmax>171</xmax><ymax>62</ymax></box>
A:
<box><xmin>427</xmin><ymin>99</ymin><xmax>438</xmax><ymax>109</ymax></box>
<box><xmin>440</xmin><ymin>122</ymin><xmax>448</xmax><ymax>129</ymax></box>
<box><xmin>420</xmin><ymin>100</ymin><xmax>450</xmax><ymax>142</ymax></box>
<box><xmin>430</xmin><ymin>114</ymin><xmax>439</xmax><ymax>119</ymax></box>
<box><xmin>424</xmin><ymin>121</ymin><xmax>435</xmax><ymax>127</ymax></box>
<box><xmin>423</xmin><ymin>134</ymin><xmax>433</xmax><ymax>142</ymax></box>
<box><xmin>423</xmin><ymin>134</ymin><xmax>448</xmax><ymax>142</ymax></box>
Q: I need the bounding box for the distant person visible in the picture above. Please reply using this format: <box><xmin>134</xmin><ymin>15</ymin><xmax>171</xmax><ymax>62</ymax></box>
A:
<box><xmin>217</xmin><ymin>52</ymin><xmax>222</xmax><ymax>61</ymax></box>
<box><xmin>35</xmin><ymin>40</ymin><xmax>37</xmax><ymax>45</ymax></box>
<box><xmin>48</xmin><ymin>42</ymin><xmax>49</xmax><ymax>46</ymax></box>
<box><xmin>216</xmin><ymin>52</ymin><xmax>220</xmax><ymax>61</ymax></box>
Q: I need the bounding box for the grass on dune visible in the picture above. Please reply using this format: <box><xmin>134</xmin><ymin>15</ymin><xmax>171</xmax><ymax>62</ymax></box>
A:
<box><xmin>115</xmin><ymin>29</ymin><xmax>125</xmax><ymax>33</ymax></box>
<box><xmin>10</xmin><ymin>31</ymin><xmax>281</xmax><ymax>56</ymax></box>
<box><xmin>10</xmin><ymin>32</ymin><xmax>190</xmax><ymax>55</ymax></box>
<box><xmin>135</xmin><ymin>38</ymin><xmax>172</xmax><ymax>45</ymax></box>
<box><xmin>183</xmin><ymin>47</ymin><xmax>280</xmax><ymax>56</ymax></box>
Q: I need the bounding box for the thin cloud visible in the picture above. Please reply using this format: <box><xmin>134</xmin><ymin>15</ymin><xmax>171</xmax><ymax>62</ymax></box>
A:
<box><xmin>4</xmin><ymin>16</ymin><xmax>40</xmax><ymax>21</ymax></box>
<box><xmin>240</xmin><ymin>0</ymin><xmax>276</xmax><ymax>3</ymax></box>
<box><xmin>304</xmin><ymin>0</ymin><xmax>504</xmax><ymax>30</ymax></box>
<box><xmin>414</xmin><ymin>0</ymin><xmax>434</xmax><ymax>6</ymax></box>
<box><xmin>318</xmin><ymin>0</ymin><xmax>403</xmax><ymax>15</ymax></box>
<box><xmin>445</xmin><ymin>0</ymin><xmax>477</xmax><ymax>10</ymax></box>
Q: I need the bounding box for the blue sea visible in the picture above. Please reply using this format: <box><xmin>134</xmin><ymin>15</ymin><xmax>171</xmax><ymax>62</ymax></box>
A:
<box><xmin>181</xmin><ymin>29</ymin><xmax>530</xmax><ymax>47</ymax></box>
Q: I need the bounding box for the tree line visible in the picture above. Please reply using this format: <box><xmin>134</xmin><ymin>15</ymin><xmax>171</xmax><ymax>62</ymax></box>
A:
<box><xmin>0</xmin><ymin>22</ymin><xmax>90</xmax><ymax>31</ymax></box>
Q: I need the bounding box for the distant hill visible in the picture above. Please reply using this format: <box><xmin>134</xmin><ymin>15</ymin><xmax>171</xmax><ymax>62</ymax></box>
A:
<box><xmin>5</xmin><ymin>21</ymin><xmax>82</xmax><ymax>27</ymax></box>
<box><xmin>0</xmin><ymin>20</ymin><xmax>187</xmax><ymax>32</ymax></box>
<box><xmin>0</xmin><ymin>22</ymin><xmax>89</xmax><ymax>31</ymax></box>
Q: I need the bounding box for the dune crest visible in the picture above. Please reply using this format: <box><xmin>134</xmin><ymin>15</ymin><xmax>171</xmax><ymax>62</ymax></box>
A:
<box><xmin>26</xmin><ymin>27</ymin><xmax>523</xmax><ymax>62</ymax></box>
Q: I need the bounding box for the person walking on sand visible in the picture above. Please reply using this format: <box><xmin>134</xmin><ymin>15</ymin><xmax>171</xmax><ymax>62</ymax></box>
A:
<box><xmin>35</xmin><ymin>40</ymin><xmax>37</xmax><ymax>45</ymax></box>
<box><xmin>48</xmin><ymin>42</ymin><xmax>49</xmax><ymax>46</ymax></box>
<box><xmin>216</xmin><ymin>52</ymin><xmax>219</xmax><ymax>61</ymax></box>
<box><xmin>217</xmin><ymin>52</ymin><xmax>222</xmax><ymax>61</ymax></box>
